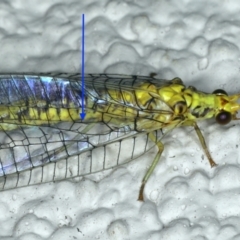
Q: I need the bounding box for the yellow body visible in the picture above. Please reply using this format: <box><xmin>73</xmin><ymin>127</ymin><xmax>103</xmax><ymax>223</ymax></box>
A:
<box><xmin>1</xmin><ymin>77</ymin><xmax>239</xmax><ymax>132</ymax></box>
<box><xmin>0</xmin><ymin>74</ymin><xmax>240</xmax><ymax>200</ymax></box>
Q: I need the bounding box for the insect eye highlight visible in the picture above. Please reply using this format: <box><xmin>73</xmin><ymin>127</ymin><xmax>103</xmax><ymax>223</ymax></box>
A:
<box><xmin>215</xmin><ymin>111</ymin><xmax>231</xmax><ymax>125</ymax></box>
<box><xmin>212</xmin><ymin>89</ymin><xmax>228</xmax><ymax>96</ymax></box>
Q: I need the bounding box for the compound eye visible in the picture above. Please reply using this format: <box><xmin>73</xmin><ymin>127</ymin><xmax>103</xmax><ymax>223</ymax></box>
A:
<box><xmin>215</xmin><ymin>111</ymin><xmax>231</xmax><ymax>125</ymax></box>
<box><xmin>212</xmin><ymin>89</ymin><xmax>228</xmax><ymax>96</ymax></box>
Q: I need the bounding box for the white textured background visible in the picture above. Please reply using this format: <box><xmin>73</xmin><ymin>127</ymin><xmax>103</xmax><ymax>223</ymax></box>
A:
<box><xmin>1</xmin><ymin>1</ymin><xmax>240</xmax><ymax>240</ymax></box>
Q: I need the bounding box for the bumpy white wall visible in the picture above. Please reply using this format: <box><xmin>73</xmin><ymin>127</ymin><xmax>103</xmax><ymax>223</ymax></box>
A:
<box><xmin>0</xmin><ymin>1</ymin><xmax>240</xmax><ymax>240</ymax></box>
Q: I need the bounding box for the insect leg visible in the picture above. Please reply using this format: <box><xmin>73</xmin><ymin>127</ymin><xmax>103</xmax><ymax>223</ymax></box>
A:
<box><xmin>138</xmin><ymin>132</ymin><xmax>164</xmax><ymax>201</ymax></box>
<box><xmin>184</xmin><ymin>121</ymin><xmax>217</xmax><ymax>167</ymax></box>
<box><xmin>37</xmin><ymin>123</ymin><xmax>96</xmax><ymax>165</ymax></box>
<box><xmin>80</xmin><ymin>122</ymin><xmax>96</xmax><ymax>134</ymax></box>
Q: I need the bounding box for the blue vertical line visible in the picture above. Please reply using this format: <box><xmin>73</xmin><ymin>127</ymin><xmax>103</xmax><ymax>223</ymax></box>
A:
<box><xmin>80</xmin><ymin>14</ymin><xmax>86</xmax><ymax>119</ymax></box>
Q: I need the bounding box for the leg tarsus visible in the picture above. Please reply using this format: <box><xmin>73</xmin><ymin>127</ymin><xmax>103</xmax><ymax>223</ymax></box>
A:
<box><xmin>138</xmin><ymin>182</ymin><xmax>145</xmax><ymax>201</ymax></box>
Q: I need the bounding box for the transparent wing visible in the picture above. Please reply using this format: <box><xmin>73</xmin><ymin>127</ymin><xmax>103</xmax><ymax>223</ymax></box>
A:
<box><xmin>0</xmin><ymin>74</ymin><xmax>174</xmax><ymax>190</ymax></box>
<box><xmin>0</xmin><ymin>122</ymin><xmax>167</xmax><ymax>190</ymax></box>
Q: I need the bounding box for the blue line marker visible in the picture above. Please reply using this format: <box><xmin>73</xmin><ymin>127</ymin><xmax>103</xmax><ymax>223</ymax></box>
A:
<box><xmin>80</xmin><ymin>14</ymin><xmax>86</xmax><ymax>120</ymax></box>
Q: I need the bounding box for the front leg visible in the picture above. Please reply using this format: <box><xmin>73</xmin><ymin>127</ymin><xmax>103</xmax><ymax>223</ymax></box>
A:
<box><xmin>183</xmin><ymin>120</ymin><xmax>217</xmax><ymax>168</ymax></box>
